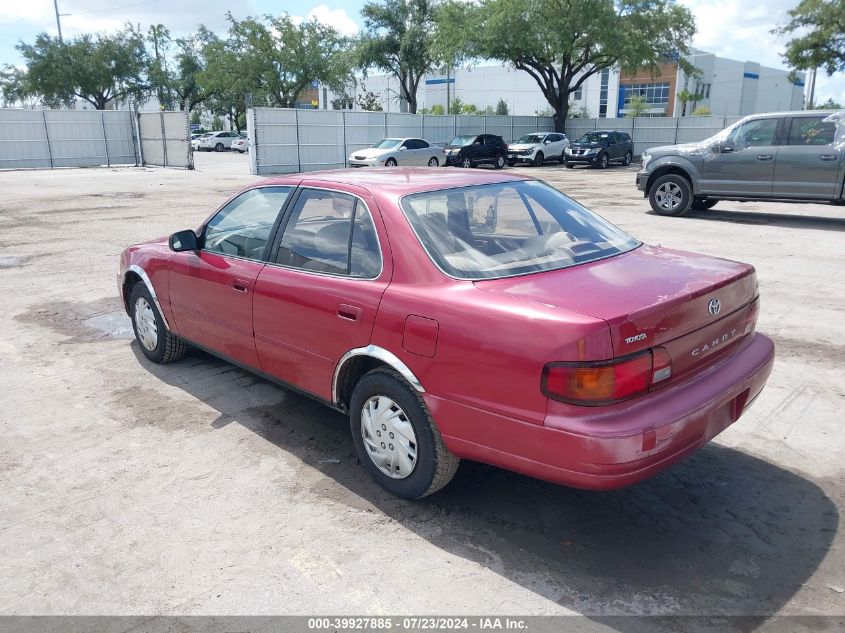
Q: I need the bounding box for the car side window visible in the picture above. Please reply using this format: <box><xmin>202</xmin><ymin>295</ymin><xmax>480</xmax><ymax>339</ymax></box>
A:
<box><xmin>414</xmin><ymin>139</ymin><xmax>430</xmax><ymax>148</ymax></box>
<box><xmin>203</xmin><ymin>187</ymin><xmax>292</xmax><ymax>260</ymax></box>
<box><xmin>275</xmin><ymin>189</ymin><xmax>381</xmax><ymax>278</ymax></box>
<box><xmin>786</xmin><ymin>117</ymin><xmax>836</xmax><ymax>146</ymax></box>
<box><xmin>727</xmin><ymin>118</ymin><xmax>779</xmax><ymax>150</ymax></box>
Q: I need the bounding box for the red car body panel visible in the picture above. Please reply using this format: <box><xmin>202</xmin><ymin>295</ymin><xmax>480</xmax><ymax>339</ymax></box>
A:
<box><xmin>119</xmin><ymin>168</ymin><xmax>775</xmax><ymax>490</ymax></box>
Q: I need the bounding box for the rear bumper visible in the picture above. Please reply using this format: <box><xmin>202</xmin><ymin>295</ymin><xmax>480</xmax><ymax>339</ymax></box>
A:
<box><xmin>432</xmin><ymin>333</ymin><xmax>775</xmax><ymax>490</ymax></box>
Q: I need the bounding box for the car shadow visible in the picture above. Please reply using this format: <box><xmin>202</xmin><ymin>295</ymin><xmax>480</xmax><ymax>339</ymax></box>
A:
<box><xmin>678</xmin><ymin>207</ymin><xmax>845</xmax><ymax>232</ymax></box>
<box><xmin>132</xmin><ymin>345</ymin><xmax>838</xmax><ymax>631</ymax></box>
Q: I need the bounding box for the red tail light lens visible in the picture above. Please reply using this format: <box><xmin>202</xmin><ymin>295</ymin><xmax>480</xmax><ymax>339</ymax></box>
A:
<box><xmin>542</xmin><ymin>347</ymin><xmax>672</xmax><ymax>406</ymax></box>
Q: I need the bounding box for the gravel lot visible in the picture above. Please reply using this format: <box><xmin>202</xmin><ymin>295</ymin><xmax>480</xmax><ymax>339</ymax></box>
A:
<box><xmin>1</xmin><ymin>151</ymin><xmax>843</xmax><ymax>626</ymax></box>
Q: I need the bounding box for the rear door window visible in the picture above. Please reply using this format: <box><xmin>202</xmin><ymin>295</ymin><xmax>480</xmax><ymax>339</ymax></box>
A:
<box><xmin>786</xmin><ymin>117</ymin><xmax>836</xmax><ymax>146</ymax></box>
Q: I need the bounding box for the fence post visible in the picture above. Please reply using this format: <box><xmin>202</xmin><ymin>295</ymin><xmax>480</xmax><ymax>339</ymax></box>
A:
<box><xmin>384</xmin><ymin>111</ymin><xmax>388</xmax><ymax>138</ymax></box>
<box><xmin>100</xmin><ymin>110</ymin><xmax>110</xmax><ymax>167</ymax></box>
<box><xmin>674</xmin><ymin>116</ymin><xmax>680</xmax><ymax>144</ymax></box>
<box><xmin>41</xmin><ymin>110</ymin><xmax>54</xmax><ymax>169</ymax></box>
<box><xmin>342</xmin><ymin>110</ymin><xmax>348</xmax><ymax>168</ymax></box>
<box><xmin>185</xmin><ymin>103</ymin><xmax>194</xmax><ymax>170</ymax></box>
<box><xmin>159</xmin><ymin>110</ymin><xmax>168</xmax><ymax>167</ymax></box>
<box><xmin>247</xmin><ymin>108</ymin><xmax>258</xmax><ymax>175</ymax></box>
<box><xmin>483</xmin><ymin>116</ymin><xmax>487</xmax><ymax>134</ymax></box>
<box><xmin>295</xmin><ymin>108</ymin><xmax>302</xmax><ymax>173</ymax></box>
<box><xmin>131</xmin><ymin>102</ymin><xmax>143</xmax><ymax>166</ymax></box>
<box><xmin>511</xmin><ymin>117</ymin><xmax>514</xmax><ymax>142</ymax></box>
<box><xmin>420</xmin><ymin>112</ymin><xmax>425</xmax><ymax>141</ymax></box>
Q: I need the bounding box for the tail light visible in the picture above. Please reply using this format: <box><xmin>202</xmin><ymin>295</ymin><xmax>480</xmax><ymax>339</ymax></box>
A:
<box><xmin>744</xmin><ymin>297</ymin><xmax>760</xmax><ymax>335</ymax></box>
<box><xmin>542</xmin><ymin>347</ymin><xmax>673</xmax><ymax>406</ymax></box>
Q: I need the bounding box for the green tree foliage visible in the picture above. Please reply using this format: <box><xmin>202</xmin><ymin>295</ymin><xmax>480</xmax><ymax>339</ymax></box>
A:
<box><xmin>676</xmin><ymin>89</ymin><xmax>703</xmax><ymax>116</ymax></box>
<box><xmin>437</xmin><ymin>0</ymin><xmax>696</xmax><ymax>132</ymax></box>
<box><xmin>222</xmin><ymin>12</ymin><xmax>353</xmax><ymax>109</ymax></box>
<box><xmin>625</xmin><ymin>94</ymin><xmax>650</xmax><ymax>117</ymax></box>
<box><xmin>355</xmin><ymin>90</ymin><xmax>384</xmax><ymax>111</ymax></box>
<box><xmin>495</xmin><ymin>98</ymin><xmax>509</xmax><ymax>115</ymax></box>
<box><xmin>170</xmin><ymin>30</ymin><xmax>214</xmax><ymax>110</ymax></box>
<box><xmin>12</xmin><ymin>26</ymin><xmax>148</xmax><ymax>109</ymax></box>
<box><xmin>691</xmin><ymin>104</ymin><xmax>712</xmax><ymax>116</ymax></box>
<box><xmin>147</xmin><ymin>24</ymin><xmax>172</xmax><ymax>109</ymax></box>
<box><xmin>448</xmin><ymin>96</ymin><xmax>464</xmax><ymax>114</ymax></box>
<box><xmin>776</xmin><ymin>0</ymin><xmax>845</xmax><ymax>76</ymax></box>
<box><xmin>813</xmin><ymin>97</ymin><xmax>843</xmax><ymax>110</ymax></box>
<box><xmin>357</xmin><ymin>0</ymin><xmax>440</xmax><ymax>114</ymax></box>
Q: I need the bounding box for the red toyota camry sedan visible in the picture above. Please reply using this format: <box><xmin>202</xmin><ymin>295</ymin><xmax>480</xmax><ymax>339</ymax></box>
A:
<box><xmin>119</xmin><ymin>168</ymin><xmax>774</xmax><ymax>498</ymax></box>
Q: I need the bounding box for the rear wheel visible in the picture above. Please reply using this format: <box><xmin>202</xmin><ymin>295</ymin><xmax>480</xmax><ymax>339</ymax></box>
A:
<box><xmin>623</xmin><ymin>151</ymin><xmax>632</xmax><ymax>166</ymax></box>
<box><xmin>532</xmin><ymin>151</ymin><xmax>544</xmax><ymax>167</ymax></box>
<box><xmin>214</xmin><ymin>142</ymin><xmax>224</xmax><ymax>152</ymax></box>
<box><xmin>427</xmin><ymin>156</ymin><xmax>439</xmax><ymax>167</ymax></box>
<box><xmin>649</xmin><ymin>174</ymin><xmax>693</xmax><ymax>216</ymax></box>
<box><xmin>384</xmin><ymin>158</ymin><xmax>397</xmax><ymax>167</ymax></box>
<box><xmin>129</xmin><ymin>283</ymin><xmax>186</xmax><ymax>364</ymax></box>
<box><xmin>691</xmin><ymin>198</ymin><xmax>719</xmax><ymax>211</ymax></box>
<box><xmin>494</xmin><ymin>154</ymin><xmax>506</xmax><ymax>169</ymax></box>
<box><xmin>350</xmin><ymin>368</ymin><xmax>459</xmax><ymax>499</ymax></box>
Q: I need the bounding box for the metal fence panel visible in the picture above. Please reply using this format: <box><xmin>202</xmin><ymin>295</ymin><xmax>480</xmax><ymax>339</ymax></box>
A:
<box><xmin>631</xmin><ymin>117</ymin><xmax>678</xmax><ymax>156</ymax></box>
<box><xmin>422</xmin><ymin>115</ymin><xmax>456</xmax><ymax>146</ymax></box>
<box><xmin>456</xmin><ymin>115</ymin><xmax>484</xmax><ymax>136</ymax></box>
<box><xmin>386</xmin><ymin>113</ymin><xmax>422</xmax><ymax>139</ymax></box>
<box><xmin>44</xmin><ymin>110</ymin><xmax>108</xmax><ymax>168</ymax></box>
<box><xmin>512</xmin><ymin>116</ymin><xmax>544</xmax><ymax>141</ymax></box>
<box><xmin>162</xmin><ymin>111</ymin><xmax>190</xmax><ymax>168</ymax></box>
<box><xmin>299</xmin><ymin>108</ymin><xmax>345</xmax><ymax>171</ymax></box>
<box><xmin>138</xmin><ymin>113</ymin><xmax>165</xmax><ymax>167</ymax></box>
<box><xmin>343</xmin><ymin>111</ymin><xmax>386</xmax><ymax>157</ymax></box>
<box><xmin>252</xmin><ymin>108</ymin><xmax>300</xmax><ymax>175</ymax></box>
<box><xmin>675</xmin><ymin>116</ymin><xmax>740</xmax><ymax>144</ymax></box>
<box><xmin>0</xmin><ymin>109</ymin><xmax>51</xmax><ymax>170</ymax></box>
<box><xmin>102</xmin><ymin>111</ymin><xmax>136</xmax><ymax>165</ymax></box>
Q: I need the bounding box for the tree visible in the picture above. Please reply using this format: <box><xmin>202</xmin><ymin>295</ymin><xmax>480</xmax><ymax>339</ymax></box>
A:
<box><xmin>170</xmin><ymin>30</ymin><xmax>215</xmax><ymax>110</ymax></box>
<box><xmin>357</xmin><ymin>0</ymin><xmax>440</xmax><ymax>114</ymax></box>
<box><xmin>460</xmin><ymin>102</ymin><xmax>479</xmax><ymax>115</ymax></box>
<box><xmin>147</xmin><ymin>24</ymin><xmax>172</xmax><ymax>109</ymax></box>
<box><xmin>776</xmin><ymin>0</ymin><xmax>845</xmax><ymax>77</ymax></box>
<box><xmin>223</xmin><ymin>13</ymin><xmax>353</xmax><ymax>109</ymax></box>
<box><xmin>813</xmin><ymin>97</ymin><xmax>843</xmax><ymax>110</ymax></box>
<box><xmin>676</xmin><ymin>89</ymin><xmax>703</xmax><ymax>116</ymax></box>
<box><xmin>355</xmin><ymin>90</ymin><xmax>383</xmax><ymax>111</ymax></box>
<box><xmin>448</xmin><ymin>96</ymin><xmax>464</xmax><ymax>114</ymax></box>
<box><xmin>691</xmin><ymin>104</ymin><xmax>712</xmax><ymax>116</ymax></box>
<box><xmin>437</xmin><ymin>0</ymin><xmax>696</xmax><ymax>132</ymax></box>
<box><xmin>198</xmin><ymin>31</ymin><xmax>252</xmax><ymax>132</ymax></box>
<box><xmin>625</xmin><ymin>94</ymin><xmax>649</xmax><ymax>117</ymax></box>
<box><xmin>495</xmin><ymin>98</ymin><xmax>509</xmax><ymax>115</ymax></box>
<box><xmin>13</xmin><ymin>26</ymin><xmax>148</xmax><ymax>109</ymax></box>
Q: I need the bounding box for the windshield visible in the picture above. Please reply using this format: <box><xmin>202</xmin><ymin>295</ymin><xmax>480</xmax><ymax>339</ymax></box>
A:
<box><xmin>400</xmin><ymin>181</ymin><xmax>640</xmax><ymax>280</ymax></box>
<box><xmin>576</xmin><ymin>132</ymin><xmax>609</xmax><ymax>144</ymax></box>
<box><xmin>449</xmin><ymin>135</ymin><xmax>476</xmax><ymax>146</ymax></box>
<box><xmin>373</xmin><ymin>139</ymin><xmax>402</xmax><ymax>149</ymax></box>
<box><xmin>516</xmin><ymin>134</ymin><xmax>546</xmax><ymax>144</ymax></box>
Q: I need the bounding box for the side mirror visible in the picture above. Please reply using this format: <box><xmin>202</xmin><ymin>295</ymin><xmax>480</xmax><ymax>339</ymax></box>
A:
<box><xmin>718</xmin><ymin>141</ymin><xmax>734</xmax><ymax>153</ymax></box>
<box><xmin>544</xmin><ymin>139</ymin><xmax>552</xmax><ymax>145</ymax></box>
<box><xmin>169</xmin><ymin>229</ymin><xmax>199</xmax><ymax>252</ymax></box>
<box><xmin>398</xmin><ymin>145</ymin><xmax>407</xmax><ymax>151</ymax></box>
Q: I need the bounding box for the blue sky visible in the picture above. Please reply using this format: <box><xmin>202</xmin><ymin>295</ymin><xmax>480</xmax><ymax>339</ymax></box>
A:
<box><xmin>2</xmin><ymin>0</ymin><xmax>843</xmax><ymax>105</ymax></box>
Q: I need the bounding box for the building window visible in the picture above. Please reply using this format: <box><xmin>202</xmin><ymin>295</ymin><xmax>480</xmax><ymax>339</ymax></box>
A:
<box><xmin>599</xmin><ymin>68</ymin><xmax>610</xmax><ymax>118</ymax></box>
<box><xmin>621</xmin><ymin>81</ymin><xmax>671</xmax><ymax>105</ymax></box>
<box><xmin>573</xmin><ymin>86</ymin><xmax>583</xmax><ymax>101</ymax></box>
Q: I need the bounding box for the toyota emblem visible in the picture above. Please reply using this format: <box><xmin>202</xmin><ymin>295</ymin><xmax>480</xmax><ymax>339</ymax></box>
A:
<box><xmin>708</xmin><ymin>298</ymin><xmax>721</xmax><ymax>316</ymax></box>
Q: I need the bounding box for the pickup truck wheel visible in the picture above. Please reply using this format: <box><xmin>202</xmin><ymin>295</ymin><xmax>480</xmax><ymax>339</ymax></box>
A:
<box><xmin>649</xmin><ymin>174</ymin><xmax>693</xmax><ymax>216</ymax></box>
<box><xmin>532</xmin><ymin>152</ymin><xmax>544</xmax><ymax>167</ymax></box>
<box><xmin>350</xmin><ymin>368</ymin><xmax>459</xmax><ymax>499</ymax></box>
<box><xmin>691</xmin><ymin>198</ymin><xmax>719</xmax><ymax>211</ymax></box>
<box><xmin>129</xmin><ymin>283</ymin><xmax>186</xmax><ymax>364</ymax></box>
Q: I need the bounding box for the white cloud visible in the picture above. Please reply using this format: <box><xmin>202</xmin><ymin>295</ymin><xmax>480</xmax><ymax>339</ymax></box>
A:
<box><xmin>306</xmin><ymin>5</ymin><xmax>359</xmax><ymax>36</ymax></box>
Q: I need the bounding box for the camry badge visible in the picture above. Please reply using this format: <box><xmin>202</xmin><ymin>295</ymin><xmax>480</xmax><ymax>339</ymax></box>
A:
<box><xmin>708</xmin><ymin>298</ymin><xmax>721</xmax><ymax>316</ymax></box>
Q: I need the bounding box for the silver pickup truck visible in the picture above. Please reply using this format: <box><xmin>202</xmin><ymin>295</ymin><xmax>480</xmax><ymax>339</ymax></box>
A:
<box><xmin>636</xmin><ymin>110</ymin><xmax>845</xmax><ymax>216</ymax></box>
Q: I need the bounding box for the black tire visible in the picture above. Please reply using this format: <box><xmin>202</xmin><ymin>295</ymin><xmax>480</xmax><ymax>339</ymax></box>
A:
<box><xmin>558</xmin><ymin>153</ymin><xmax>566</xmax><ymax>164</ymax></box>
<box><xmin>507</xmin><ymin>160</ymin><xmax>516</xmax><ymax>167</ymax></box>
<box><xmin>215</xmin><ymin>142</ymin><xmax>224</xmax><ymax>152</ymax></box>
<box><xmin>350</xmin><ymin>368</ymin><xmax>459</xmax><ymax>499</ymax></box>
<box><xmin>623</xmin><ymin>151</ymin><xmax>632</xmax><ymax>166</ymax></box>
<box><xmin>427</xmin><ymin>156</ymin><xmax>439</xmax><ymax>167</ymax></box>
<box><xmin>461</xmin><ymin>156</ymin><xmax>473</xmax><ymax>169</ymax></box>
<box><xmin>691</xmin><ymin>198</ymin><xmax>719</xmax><ymax>211</ymax></box>
<box><xmin>595</xmin><ymin>152</ymin><xmax>609</xmax><ymax>169</ymax></box>
<box><xmin>494</xmin><ymin>154</ymin><xmax>506</xmax><ymax>169</ymax></box>
<box><xmin>129</xmin><ymin>283</ymin><xmax>186</xmax><ymax>364</ymax></box>
<box><xmin>564</xmin><ymin>160</ymin><xmax>574</xmax><ymax>169</ymax></box>
<box><xmin>532</xmin><ymin>151</ymin><xmax>544</xmax><ymax>167</ymax></box>
<box><xmin>648</xmin><ymin>174</ymin><xmax>693</xmax><ymax>216</ymax></box>
<box><xmin>385</xmin><ymin>158</ymin><xmax>397</xmax><ymax>167</ymax></box>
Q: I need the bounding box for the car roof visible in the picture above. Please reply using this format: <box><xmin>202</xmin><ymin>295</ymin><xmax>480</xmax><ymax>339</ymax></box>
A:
<box><xmin>264</xmin><ymin>167</ymin><xmax>534</xmax><ymax>197</ymax></box>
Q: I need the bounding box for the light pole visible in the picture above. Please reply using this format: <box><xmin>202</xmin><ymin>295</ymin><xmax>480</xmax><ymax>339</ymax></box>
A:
<box><xmin>53</xmin><ymin>0</ymin><xmax>64</xmax><ymax>42</ymax></box>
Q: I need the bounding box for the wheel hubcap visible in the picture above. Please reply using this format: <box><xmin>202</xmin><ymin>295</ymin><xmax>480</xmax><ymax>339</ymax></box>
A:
<box><xmin>655</xmin><ymin>182</ymin><xmax>683</xmax><ymax>210</ymax></box>
<box><xmin>134</xmin><ymin>297</ymin><xmax>158</xmax><ymax>351</ymax></box>
<box><xmin>463</xmin><ymin>158</ymin><xmax>471</xmax><ymax>168</ymax></box>
<box><xmin>429</xmin><ymin>158</ymin><xmax>437</xmax><ymax>166</ymax></box>
<box><xmin>498</xmin><ymin>156</ymin><xmax>505</xmax><ymax>167</ymax></box>
<box><xmin>360</xmin><ymin>396</ymin><xmax>418</xmax><ymax>479</ymax></box>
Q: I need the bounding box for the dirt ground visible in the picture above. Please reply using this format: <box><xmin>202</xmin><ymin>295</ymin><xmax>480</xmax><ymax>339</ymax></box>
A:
<box><xmin>0</xmin><ymin>151</ymin><xmax>843</xmax><ymax>627</ymax></box>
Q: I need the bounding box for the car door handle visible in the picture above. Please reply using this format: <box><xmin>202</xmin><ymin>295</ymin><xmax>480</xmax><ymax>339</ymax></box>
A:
<box><xmin>820</xmin><ymin>154</ymin><xmax>838</xmax><ymax>161</ymax></box>
<box><xmin>232</xmin><ymin>279</ymin><xmax>250</xmax><ymax>293</ymax></box>
<box><xmin>756</xmin><ymin>154</ymin><xmax>774</xmax><ymax>161</ymax></box>
<box><xmin>337</xmin><ymin>304</ymin><xmax>362</xmax><ymax>322</ymax></box>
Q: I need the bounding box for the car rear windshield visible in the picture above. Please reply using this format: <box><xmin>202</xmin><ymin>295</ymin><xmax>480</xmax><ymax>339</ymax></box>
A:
<box><xmin>400</xmin><ymin>181</ymin><xmax>640</xmax><ymax>280</ymax></box>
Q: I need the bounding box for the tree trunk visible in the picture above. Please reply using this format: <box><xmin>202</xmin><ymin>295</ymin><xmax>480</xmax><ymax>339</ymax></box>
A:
<box><xmin>553</xmin><ymin>99</ymin><xmax>569</xmax><ymax>133</ymax></box>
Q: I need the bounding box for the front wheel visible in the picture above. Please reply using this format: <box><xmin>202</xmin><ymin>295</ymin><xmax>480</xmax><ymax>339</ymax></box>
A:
<box><xmin>595</xmin><ymin>152</ymin><xmax>609</xmax><ymax>169</ymax></box>
<box><xmin>691</xmin><ymin>198</ymin><xmax>718</xmax><ymax>211</ymax></box>
<box><xmin>494</xmin><ymin>154</ymin><xmax>506</xmax><ymax>169</ymax></box>
<box><xmin>564</xmin><ymin>160</ymin><xmax>574</xmax><ymax>169</ymax></box>
<box><xmin>350</xmin><ymin>368</ymin><xmax>459</xmax><ymax>499</ymax></box>
<box><xmin>427</xmin><ymin>156</ymin><xmax>439</xmax><ymax>167</ymax></box>
<box><xmin>532</xmin><ymin>151</ymin><xmax>544</xmax><ymax>167</ymax></box>
<box><xmin>461</xmin><ymin>156</ymin><xmax>473</xmax><ymax>169</ymax></box>
<box><xmin>129</xmin><ymin>283</ymin><xmax>187</xmax><ymax>364</ymax></box>
<box><xmin>384</xmin><ymin>158</ymin><xmax>397</xmax><ymax>167</ymax></box>
<box><xmin>649</xmin><ymin>174</ymin><xmax>693</xmax><ymax>216</ymax></box>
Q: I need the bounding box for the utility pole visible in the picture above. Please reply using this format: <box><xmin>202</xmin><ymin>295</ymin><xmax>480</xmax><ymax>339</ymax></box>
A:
<box><xmin>807</xmin><ymin>67</ymin><xmax>817</xmax><ymax>109</ymax></box>
<box><xmin>446</xmin><ymin>65</ymin><xmax>450</xmax><ymax>114</ymax></box>
<box><xmin>53</xmin><ymin>0</ymin><xmax>63</xmax><ymax>42</ymax></box>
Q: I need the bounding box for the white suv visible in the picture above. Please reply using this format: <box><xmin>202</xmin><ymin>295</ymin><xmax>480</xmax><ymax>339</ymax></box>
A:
<box><xmin>507</xmin><ymin>132</ymin><xmax>569</xmax><ymax>166</ymax></box>
<box><xmin>198</xmin><ymin>131</ymin><xmax>241</xmax><ymax>152</ymax></box>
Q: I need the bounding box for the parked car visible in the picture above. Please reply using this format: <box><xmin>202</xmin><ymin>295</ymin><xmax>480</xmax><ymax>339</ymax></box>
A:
<box><xmin>198</xmin><ymin>131</ymin><xmax>241</xmax><ymax>152</ymax></box>
<box><xmin>507</xmin><ymin>132</ymin><xmax>569</xmax><ymax>166</ymax></box>
<box><xmin>232</xmin><ymin>136</ymin><xmax>250</xmax><ymax>153</ymax></box>
<box><xmin>119</xmin><ymin>168</ymin><xmax>774</xmax><ymax>499</ymax></box>
<box><xmin>190</xmin><ymin>133</ymin><xmax>212</xmax><ymax>151</ymax></box>
<box><xmin>444</xmin><ymin>134</ymin><xmax>508</xmax><ymax>169</ymax></box>
<box><xmin>565</xmin><ymin>130</ymin><xmax>634</xmax><ymax>169</ymax></box>
<box><xmin>348</xmin><ymin>138</ymin><xmax>444</xmax><ymax>167</ymax></box>
<box><xmin>637</xmin><ymin>110</ymin><xmax>845</xmax><ymax>216</ymax></box>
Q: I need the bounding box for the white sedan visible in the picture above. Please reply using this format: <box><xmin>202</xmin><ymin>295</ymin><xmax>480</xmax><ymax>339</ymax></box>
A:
<box><xmin>348</xmin><ymin>138</ymin><xmax>445</xmax><ymax>167</ymax></box>
<box><xmin>232</xmin><ymin>136</ymin><xmax>249</xmax><ymax>153</ymax></box>
<box><xmin>507</xmin><ymin>132</ymin><xmax>569</xmax><ymax>166</ymax></box>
